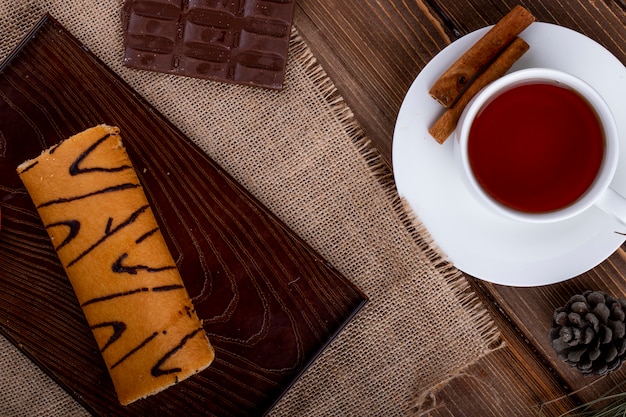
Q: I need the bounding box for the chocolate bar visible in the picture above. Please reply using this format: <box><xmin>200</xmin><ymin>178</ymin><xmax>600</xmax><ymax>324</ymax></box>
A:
<box><xmin>121</xmin><ymin>0</ymin><xmax>295</xmax><ymax>90</ymax></box>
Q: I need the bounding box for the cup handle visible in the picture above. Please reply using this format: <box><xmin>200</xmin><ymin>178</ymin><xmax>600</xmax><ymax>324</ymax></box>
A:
<box><xmin>595</xmin><ymin>188</ymin><xmax>626</xmax><ymax>225</ymax></box>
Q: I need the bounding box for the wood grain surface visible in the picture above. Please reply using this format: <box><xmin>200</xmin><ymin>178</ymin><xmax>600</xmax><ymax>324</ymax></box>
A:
<box><xmin>1</xmin><ymin>0</ymin><xmax>625</xmax><ymax>415</ymax></box>
<box><xmin>0</xmin><ymin>16</ymin><xmax>366</xmax><ymax>417</ymax></box>
<box><xmin>293</xmin><ymin>0</ymin><xmax>626</xmax><ymax>415</ymax></box>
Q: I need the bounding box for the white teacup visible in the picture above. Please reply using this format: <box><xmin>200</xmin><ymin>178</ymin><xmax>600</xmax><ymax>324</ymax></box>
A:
<box><xmin>455</xmin><ymin>68</ymin><xmax>625</xmax><ymax>224</ymax></box>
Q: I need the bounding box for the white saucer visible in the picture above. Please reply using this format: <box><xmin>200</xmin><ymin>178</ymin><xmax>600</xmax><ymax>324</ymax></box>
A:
<box><xmin>392</xmin><ymin>22</ymin><xmax>626</xmax><ymax>287</ymax></box>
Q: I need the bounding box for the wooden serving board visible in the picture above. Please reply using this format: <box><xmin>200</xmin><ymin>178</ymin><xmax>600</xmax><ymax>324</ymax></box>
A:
<box><xmin>0</xmin><ymin>15</ymin><xmax>366</xmax><ymax>416</ymax></box>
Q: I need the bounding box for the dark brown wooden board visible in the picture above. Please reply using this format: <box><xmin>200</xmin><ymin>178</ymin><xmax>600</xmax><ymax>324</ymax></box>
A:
<box><xmin>0</xmin><ymin>15</ymin><xmax>366</xmax><ymax>416</ymax></box>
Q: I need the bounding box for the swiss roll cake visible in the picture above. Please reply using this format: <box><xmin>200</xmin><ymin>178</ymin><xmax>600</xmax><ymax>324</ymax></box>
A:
<box><xmin>16</xmin><ymin>124</ymin><xmax>214</xmax><ymax>405</ymax></box>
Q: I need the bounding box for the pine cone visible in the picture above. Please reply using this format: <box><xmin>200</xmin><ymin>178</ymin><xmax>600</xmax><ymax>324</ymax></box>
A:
<box><xmin>548</xmin><ymin>290</ymin><xmax>626</xmax><ymax>375</ymax></box>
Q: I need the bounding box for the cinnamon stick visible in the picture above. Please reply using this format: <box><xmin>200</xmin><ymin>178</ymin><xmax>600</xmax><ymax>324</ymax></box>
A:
<box><xmin>429</xmin><ymin>5</ymin><xmax>535</xmax><ymax>107</ymax></box>
<box><xmin>429</xmin><ymin>37</ymin><xmax>530</xmax><ymax>144</ymax></box>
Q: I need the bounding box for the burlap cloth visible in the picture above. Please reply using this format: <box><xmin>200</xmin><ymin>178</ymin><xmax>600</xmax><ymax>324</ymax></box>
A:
<box><xmin>0</xmin><ymin>1</ymin><xmax>501</xmax><ymax>415</ymax></box>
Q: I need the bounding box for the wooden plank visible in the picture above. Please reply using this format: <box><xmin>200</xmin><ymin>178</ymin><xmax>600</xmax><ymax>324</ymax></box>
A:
<box><xmin>428</xmin><ymin>1</ymin><xmax>626</xmax><ymax>61</ymax></box>
<box><xmin>442</xmin><ymin>277</ymin><xmax>580</xmax><ymax>417</ymax></box>
<box><xmin>294</xmin><ymin>0</ymin><xmax>451</xmax><ymax>165</ymax></box>
<box><xmin>292</xmin><ymin>0</ymin><xmax>626</xmax><ymax>415</ymax></box>
<box><xmin>426</xmin><ymin>348</ymin><xmax>576</xmax><ymax>416</ymax></box>
<box><xmin>426</xmin><ymin>0</ymin><xmax>626</xmax><ymax>412</ymax></box>
<box><xmin>477</xmin><ymin>246</ymin><xmax>626</xmax><ymax>406</ymax></box>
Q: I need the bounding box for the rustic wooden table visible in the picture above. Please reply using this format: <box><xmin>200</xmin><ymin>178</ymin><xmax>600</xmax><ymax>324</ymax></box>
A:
<box><xmin>293</xmin><ymin>1</ymin><xmax>626</xmax><ymax>416</ymax></box>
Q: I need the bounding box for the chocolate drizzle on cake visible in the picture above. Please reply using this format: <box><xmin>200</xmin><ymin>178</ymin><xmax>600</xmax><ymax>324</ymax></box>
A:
<box><xmin>81</xmin><ymin>285</ymin><xmax>184</xmax><ymax>307</ymax></box>
<box><xmin>112</xmin><ymin>252</ymin><xmax>177</xmax><ymax>274</ymax></box>
<box><xmin>37</xmin><ymin>183</ymin><xmax>141</xmax><ymax>209</ymax></box>
<box><xmin>91</xmin><ymin>321</ymin><xmax>127</xmax><ymax>353</ymax></box>
<box><xmin>151</xmin><ymin>328</ymin><xmax>205</xmax><ymax>377</ymax></box>
<box><xmin>65</xmin><ymin>204</ymin><xmax>150</xmax><ymax>268</ymax></box>
<box><xmin>45</xmin><ymin>220</ymin><xmax>80</xmax><ymax>250</ymax></box>
<box><xmin>135</xmin><ymin>227</ymin><xmax>159</xmax><ymax>244</ymax></box>
<box><xmin>19</xmin><ymin>160</ymin><xmax>39</xmax><ymax>173</ymax></box>
<box><xmin>152</xmin><ymin>284</ymin><xmax>185</xmax><ymax>292</ymax></box>
<box><xmin>82</xmin><ymin>287</ymin><xmax>151</xmax><ymax>307</ymax></box>
<box><xmin>69</xmin><ymin>133</ymin><xmax>133</xmax><ymax>176</ymax></box>
<box><xmin>111</xmin><ymin>331</ymin><xmax>159</xmax><ymax>370</ymax></box>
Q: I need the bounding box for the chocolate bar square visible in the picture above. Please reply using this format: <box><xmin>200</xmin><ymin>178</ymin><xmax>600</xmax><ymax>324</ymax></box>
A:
<box><xmin>121</xmin><ymin>0</ymin><xmax>295</xmax><ymax>90</ymax></box>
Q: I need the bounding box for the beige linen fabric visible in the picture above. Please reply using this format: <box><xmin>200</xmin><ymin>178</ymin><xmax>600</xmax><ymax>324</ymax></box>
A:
<box><xmin>0</xmin><ymin>1</ymin><xmax>500</xmax><ymax>416</ymax></box>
